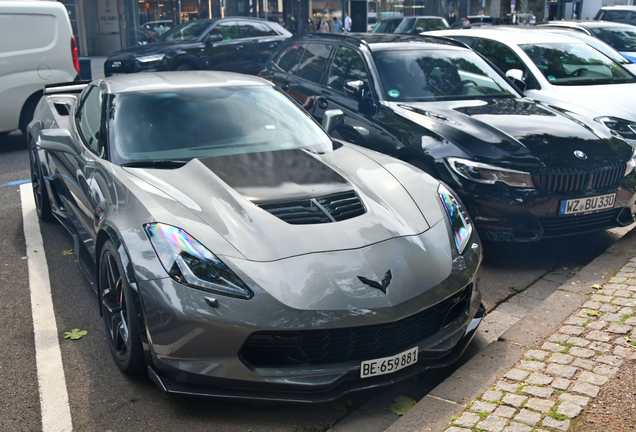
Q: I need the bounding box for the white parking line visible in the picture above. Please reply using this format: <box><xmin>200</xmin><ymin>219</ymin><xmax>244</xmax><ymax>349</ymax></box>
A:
<box><xmin>20</xmin><ymin>184</ymin><xmax>73</xmax><ymax>432</ymax></box>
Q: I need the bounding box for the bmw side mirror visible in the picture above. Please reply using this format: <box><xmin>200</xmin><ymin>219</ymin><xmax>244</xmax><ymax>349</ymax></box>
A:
<box><xmin>505</xmin><ymin>69</ymin><xmax>527</xmax><ymax>92</ymax></box>
<box><xmin>206</xmin><ymin>33</ymin><xmax>223</xmax><ymax>45</ymax></box>
<box><xmin>343</xmin><ymin>79</ymin><xmax>367</xmax><ymax>100</ymax></box>
<box><xmin>322</xmin><ymin>109</ymin><xmax>344</xmax><ymax>135</ymax></box>
<box><xmin>38</xmin><ymin>129</ymin><xmax>81</xmax><ymax>156</ymax></box>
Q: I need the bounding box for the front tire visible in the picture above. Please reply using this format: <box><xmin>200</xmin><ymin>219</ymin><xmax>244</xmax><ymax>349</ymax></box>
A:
<box><xmin>29</xmin><ymin>138</ymin><xmax>52</xmax><ymax>220</ymax></box>
<box><xmin>100</xmin><ymin>241</ymin><xmax>145</xmax><ymax>373</ymax></box>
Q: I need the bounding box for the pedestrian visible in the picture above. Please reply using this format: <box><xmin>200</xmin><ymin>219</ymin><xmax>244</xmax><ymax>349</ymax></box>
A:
<box><xmin>344</xmin><ymin>12</ymin><xmax>352</xmax><ymax>32</ymax></box>
<box><xmin>461</xmin><ymin>16</ymin><xmax>470</xmax><ymax>28</ymax></box>
<box><xmin>333</xmin><ymin>16</ymin><xmax>342</xmax><ymax>33</ymax></box>
<box><xmin>318</xmin><ymin>16</ymin><xmax>330</xmax><ymax>33</ymax></box>
<box><xmin>306</xmin><ymin>18</ymin><xmax>316</xmax><ymax>33</ymax></box>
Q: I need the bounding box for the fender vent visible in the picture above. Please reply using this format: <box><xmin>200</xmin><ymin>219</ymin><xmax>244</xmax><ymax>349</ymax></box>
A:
<box><xmin>258</xmin><ymin>191</ymin><xmax>365</xmax><ymax>224</ymax></box>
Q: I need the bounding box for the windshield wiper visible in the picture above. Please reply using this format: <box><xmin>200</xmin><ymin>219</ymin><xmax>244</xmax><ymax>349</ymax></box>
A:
<box><xmin>120</xmin><ymin>160</ymin><xmax>189</xmax><ymax>169</ymax></box>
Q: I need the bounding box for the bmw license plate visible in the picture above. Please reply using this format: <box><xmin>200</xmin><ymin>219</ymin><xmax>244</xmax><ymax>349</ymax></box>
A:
<box><xmin>559</xmin><ymin>193</ymin><xmax>616</xmax><ymax>215</ymax></box>
<box><xmin>360</xmin><ymin>347</ymin><xmax>418</xmax><ymax>378</ymax></box>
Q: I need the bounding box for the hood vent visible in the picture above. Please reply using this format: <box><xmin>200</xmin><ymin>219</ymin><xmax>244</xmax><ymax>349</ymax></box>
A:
<box><xmin>258</xmin><ymin>191</ymin><xmax>365</xmax><ymax>225</ymax></box>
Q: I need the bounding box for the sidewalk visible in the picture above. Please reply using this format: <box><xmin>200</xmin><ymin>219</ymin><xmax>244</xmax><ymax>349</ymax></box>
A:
<box><xmin>387</xmin><ymin>227</ymin><xmax>636</xmax><ymax>432</ymax></box>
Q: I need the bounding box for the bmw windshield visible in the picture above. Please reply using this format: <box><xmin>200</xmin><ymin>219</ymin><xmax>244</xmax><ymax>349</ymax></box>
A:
<box><xmin>520</xmin><ymin>42</ymin><xmax>636</xmax><ymax>85</ymax></box>
<box><xmin>372</xmin><ymin>49</ymin><xmax>518</xmax><ymax>101</ymax></box>
<box><xmin>109</xmin><ymin>86</ymin><xmax>334</xmax><ymax>165</ymax></box>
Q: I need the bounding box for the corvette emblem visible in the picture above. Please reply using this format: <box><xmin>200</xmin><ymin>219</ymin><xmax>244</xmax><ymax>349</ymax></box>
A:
<box><xmin>358</xmin><ymin>270</ymin><xmax>392</xmax><ymax>294</ymax></box>
<box><xmin>574</xmin><ymin>150</ymin><xmax>587</xmax><ymax>159</ymax></box>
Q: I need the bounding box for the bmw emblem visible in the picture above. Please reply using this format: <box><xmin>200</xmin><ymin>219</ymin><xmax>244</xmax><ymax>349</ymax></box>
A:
<box><xmin>574</xmin><ymin>150</ymin><xmax>587</xmax><ymax>160</ymax></box>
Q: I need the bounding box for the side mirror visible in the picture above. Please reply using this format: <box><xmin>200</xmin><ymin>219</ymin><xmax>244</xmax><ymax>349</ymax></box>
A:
<box><xmin>206</xmin><ymin>33</ymin><xmax>223</xmax><ymax>44</ymax></box>
<box><xmin>38</xmin><ymin>129</ymin><xmax>81</xmax><ymax>156</ymax></box>
<box><xmin>415</xmin><ymin>27</ymin><xmax>424</xmax><ymax>32</ymax></box>
<box><xmin>343</xmin><ymin>79</ymin><xmax>366</xmax><ymax>100</ymax></box>
<box><xmin>322</xmin><ymin>109</ymin><xmax>344</xmax><ymax>135</ymax></box>
<box><xmin>505</xmin><ymin>68</ymin><xmax>527</xmax><ymax>91</ymax></box>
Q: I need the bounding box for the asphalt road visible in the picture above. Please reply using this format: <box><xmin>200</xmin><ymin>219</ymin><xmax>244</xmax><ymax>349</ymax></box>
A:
<box><xmin>0</xmin><ymin>131</ymin><xmax>627</xmax><ymax>431</ymax></box>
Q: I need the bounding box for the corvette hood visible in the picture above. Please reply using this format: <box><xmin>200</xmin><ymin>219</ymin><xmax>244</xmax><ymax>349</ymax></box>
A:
<box><xmin>392</xmin><ymin>98</ymin><xmax>631</xmax><ymax>168</ymax></box>
<box><xmin>124</xmin><ymin>147</ymin><xmax>437</xmax><ymax>262</ymax></box>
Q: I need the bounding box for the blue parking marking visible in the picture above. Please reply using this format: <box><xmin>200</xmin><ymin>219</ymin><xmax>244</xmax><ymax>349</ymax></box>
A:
<box><xmin>0</xmin><ymin>179</ymin><xmax>31</xmax><ymax>189</ymax></box>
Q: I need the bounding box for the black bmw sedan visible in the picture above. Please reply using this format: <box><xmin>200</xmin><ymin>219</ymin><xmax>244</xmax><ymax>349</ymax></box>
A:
<box><xmin>260</xmin><ymin>34</ymin><xmax>636</xmax><ymax>242</ymax></box>
<box><xmin>104</xmin><ymin>17</ymin><xmax>291</xmax><ymax>76</ymax></box>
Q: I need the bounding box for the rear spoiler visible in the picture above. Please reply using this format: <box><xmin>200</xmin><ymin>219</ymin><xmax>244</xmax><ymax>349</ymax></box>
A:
<box><xmin>44</xmin><ymin>80</ymin><xmax>91</xmax><ymax>95</ymax></box>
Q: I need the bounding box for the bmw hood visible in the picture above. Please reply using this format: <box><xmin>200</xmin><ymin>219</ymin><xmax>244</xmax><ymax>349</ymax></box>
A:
<box><xmin>391</xmin><ymin>98</ymin><xmax>632</xmax><ymax>167</ymax></box>
<box><xmin>123</xmin><ymin>146</ymin><xmax>446</xmax><ymax>262</ymax></box>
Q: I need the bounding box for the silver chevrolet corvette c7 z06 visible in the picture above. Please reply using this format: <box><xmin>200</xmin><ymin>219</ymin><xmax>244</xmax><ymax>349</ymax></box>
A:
<box><xmin>27</xmin><ymin>72</ymin><xmax>484</xmax><ymax>402</ymax></box>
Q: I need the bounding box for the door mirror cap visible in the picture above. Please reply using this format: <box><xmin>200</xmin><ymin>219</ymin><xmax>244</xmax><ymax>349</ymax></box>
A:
<box><xmin>38</xmin><ymin>129</ymin><xmax>81</xmax><ymax>156</ymax></box>
<box><xmin>206</xmin><ymin>33</ymin><xmax>223</xmax><ymax>44</ymax></box>
<box><xmin>343</xmin><ymin>79</ymin><xmax>366</xmax><ymax>100</ymax></box>
<box><xmin>505</xmin><ymin>69</ymin><xmax>527</xmax><ymax>92</ymax></box>
<box><xmin>322</xmin><ymin>109</ymin><xmax>344</xmax><ymax>135</ymax></box>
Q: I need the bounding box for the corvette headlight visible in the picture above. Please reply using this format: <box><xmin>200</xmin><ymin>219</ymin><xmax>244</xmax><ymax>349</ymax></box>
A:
<box><xmin>145</xmin><ymin>223</ymin><xmax>252</xmax><ymax>299</ymax></box>
<box><xmin>595</xmin><ymin>116</ymin><xmax>636</xmax><ymax>140</ymax></box>
<box><xmin>626</xmin><ymin>148</ymin><xmax>636</xmax><ymax>177</ymax></box>
<box><xmin>438</xmin><ymin>184</ymin><xmax>473</xmax><ymax>254</ymax></box>
<box><xmin>136</xmin><ymin>54</ymin><xmax>166</xmax><ymax>63</ymax></box>
<box><xmin>448</xmin><ymin>158</ymin><xmax>534</xmax><ymax>188</ymax></box>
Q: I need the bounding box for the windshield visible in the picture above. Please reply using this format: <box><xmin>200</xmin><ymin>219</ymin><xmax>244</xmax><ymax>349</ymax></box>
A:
<box><xmin>371</xmin><ymin>19</ymin><xmax>402</xmax><ymax>33</ymax></box>
<box><xmin>590</xmin><ymin>27</ymin><xmax>636</xmax><ymax>53</ymax></box>
<box><xmin>372</xmin><ymin>49</ymin><xmax>518</xmax><ymax>101</ymax></box>
<box><xmin>520</xmin><ymin>42</ymin><xmax>636</xmax><ymax>85</ymax></box>
<box><xmin>157</xmin><ymin>21</ymin><xmax>211</xmax><ymax>42</ymax></box>
<box><xmin>109</xmin><ymin>86</ymin><xmax>333</xmax><ymax>165</ymax></box>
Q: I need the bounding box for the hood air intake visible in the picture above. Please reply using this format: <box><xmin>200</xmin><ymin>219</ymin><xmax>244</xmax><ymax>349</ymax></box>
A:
<box><xmin>258</xmin><ymin>191</ymin><xmax>365</xmax><ymax>225</ymax></box>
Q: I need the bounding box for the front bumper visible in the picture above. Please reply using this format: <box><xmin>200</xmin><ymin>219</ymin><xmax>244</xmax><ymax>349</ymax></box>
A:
<box><xmin>448</xmin><ymin>170</ymin><xmax>636</xmax><ymax>242</ymax></box>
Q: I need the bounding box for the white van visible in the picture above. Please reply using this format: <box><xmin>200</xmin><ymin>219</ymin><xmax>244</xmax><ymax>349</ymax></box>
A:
<box><xmin>0</xmin><ymin>0</ymin><xmax>79</xmax><ymax>136</ymax></box>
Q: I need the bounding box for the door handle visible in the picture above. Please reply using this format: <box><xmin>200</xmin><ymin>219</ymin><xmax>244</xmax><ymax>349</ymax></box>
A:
<box><xmin>281</xmin><ymin>81</ymin><xmax>290</xmax><ymax>91</ymax></box>
<box><xmin>316</xmin><ymin>97</ymin><xmax>328</xmax><ymax>110</ymax></box>
<box><xmin>268</xmin><ymin>43</ymin><xmax>277</xmax><ymax>48</ymax></box>
<box><xmin>234</xmin><ymin>45</ymin><xmax>243</xmax><ymax>50</ymax></box>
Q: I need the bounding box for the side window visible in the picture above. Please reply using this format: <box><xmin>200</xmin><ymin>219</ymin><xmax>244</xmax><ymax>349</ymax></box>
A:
<box><xmin>295</xmin><ymin>43</ymin><xmax>332</xmax><ymax>84</ymax></box>
<box><xmin>261</xmin><ymin>23</ymin><xmax>279</xmax><ymax>36</ymax></box>
<box><xmin>76</xmin><ymin>86</ymin><xmax>103</xmax><ymax>155</ymax></box>
<box><xmin>275</xmin><ymin>43</ymin><xmax>305</xmax><ymax>73</ymax></box>
<box><xmin>449</xmin><ymin>36</ymin><xmax>475</xmax><ymax>47</ymax></box>
<box><xmin>605</xmin><ymin>10</ymin><xmax>628</xmax><ymax>23</ymax></box>
<box><xmin>475</xmin><ymin>39</ymin><xmax>525</xmax><ymax>73</ymax></box>
<box><xmin>630</xmin><ymin>12</ymin><xmax>636</xmax><ymax>26</ymax></box>
<box><xmin>238</xmin><ymin>21</ymin><xmax>269</xmax><ymax>38</ymax></box>
<box><xmin>209</xmin><ymin>21</ymin><xmax>239</xmax><ymax>40</ymax></box>
<box><xmin>327</xmin><ymin>46</ymin><xmax>369</xmax><ymax>93</ymax></box>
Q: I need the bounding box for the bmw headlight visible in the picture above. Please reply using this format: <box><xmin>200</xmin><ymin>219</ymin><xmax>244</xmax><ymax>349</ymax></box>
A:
<box><xmin>448</xmin><ymin>158</ymin><xmax>534</xmax><ymax>188</ymax></box>
<box><xmin>595</xmin><ymin>116</ymin><xmax>636</xmax><ymax>140</ymax></box>
<box><xmin>136</xmin><ymin>54</ymin><xmax>166</xmax><ymax>63</ymax></box>
<box><xmin>145</xmin><ymin>223</ymin><xmax>252</xmax><ymax>299</ymax></box>
<box><xmin>438</xmin><ymin>184</ymin><xmax>473</xmax><ymax>254</ymax></box>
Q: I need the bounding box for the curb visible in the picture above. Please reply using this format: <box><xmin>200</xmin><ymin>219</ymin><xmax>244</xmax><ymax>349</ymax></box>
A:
<box><xmin>386</xmin><ymin>225</ymin><xmax>636</xmax><ymax>432</ymax></box>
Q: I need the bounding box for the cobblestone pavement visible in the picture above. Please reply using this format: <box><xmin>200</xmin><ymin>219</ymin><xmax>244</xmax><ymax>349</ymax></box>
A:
<box><xmin>443</xmin><ymin>258</ymin><xmax>636</xmax><ymax>432</ymax></box>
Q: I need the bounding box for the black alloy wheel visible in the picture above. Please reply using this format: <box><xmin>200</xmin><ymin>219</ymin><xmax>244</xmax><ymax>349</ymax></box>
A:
<box><xmin>29</xmin><ymin>139</ymin><xmax>52</xmax><ymax>220</ymax></box>
<box><xmin>100</xmin><ymin>241</ymin><xmax>145</xmax><ymax>373</ymax></box>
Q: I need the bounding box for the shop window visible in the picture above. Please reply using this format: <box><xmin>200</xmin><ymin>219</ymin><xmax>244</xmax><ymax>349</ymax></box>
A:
<box><xmin>296</xmin><ymin>43</ymin><xmax>333</xmax><ymax>84</ymax></box>
<box><xmin>276</xmin><ymin>43</ymin><xmax>305</xmax><ymax>73</ymax></box>
<box><xmin>209</xmin><ymin>21</ymin><xmax>240</xmax><ymax>40</ymax></box>
<box><xmin>327</xmin><ymin>46</ymin><xmax>369</xmax><ymax>93</ymax></box>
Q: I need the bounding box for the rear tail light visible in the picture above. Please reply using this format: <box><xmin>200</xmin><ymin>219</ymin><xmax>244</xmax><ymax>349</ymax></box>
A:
<box><xmin>71</xmin><ymin>36</ymin><xmax>80</xmax><ymax>74</ymax></box>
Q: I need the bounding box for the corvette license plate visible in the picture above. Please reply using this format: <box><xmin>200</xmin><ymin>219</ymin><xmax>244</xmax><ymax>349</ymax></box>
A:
<box><xmin>360</xmin><ymin>347</ymin><xmax>418</xmax><ymax>379</ymax></box>
<box><xmin>559</xmin><ymin>193</ymin><xmax>616</xmax><ymax>215</ymax></box>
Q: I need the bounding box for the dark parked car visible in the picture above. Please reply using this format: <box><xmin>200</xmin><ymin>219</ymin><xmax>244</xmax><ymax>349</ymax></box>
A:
<box><xmin>371</xmin><ymin>16</ymin><xmax>449</xmax><ymax>34</ymax></box>
<box><xmin>540</xmin><ymin>21</ymin><xmax>636</xmax><ymax>63</ymax></box>
<box><xmin>104</xmin><ymin>17</ymin><xmax>291</xmax><ymax>76</ymax></box>
<box><xmin>594</xmin><ymin>6</ymin><xmax>636</xmax><ymax>26</ymax></box>
<box><xmin>260</xmin><ymin>33</ymin><xmax>636</xmax><ymax>242</ymax></box>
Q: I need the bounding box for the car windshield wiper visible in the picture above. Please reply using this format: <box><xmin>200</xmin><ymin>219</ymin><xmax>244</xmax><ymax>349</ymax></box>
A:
<box><xmin>120</xmin><ymin>160</ymin><xmax>189</xmax><ymax>169</ymax></box>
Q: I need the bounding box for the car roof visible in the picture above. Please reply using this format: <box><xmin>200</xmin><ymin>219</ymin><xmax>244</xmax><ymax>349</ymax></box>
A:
<box><xmin>543</xmin><ymin>21</ymin><xmax>636</xmax><ymax>29</ymax></box>
<box><xmin>289</xmin><ymin>33</ymin><xmax>468</xmax><ymax>50</ymax></box>
<box><xmin>427</xmin><ymin>28</ymin><xmax>585</xmax><ymax>44</ymax></box>
<box><xmin>100</xmin><ymin>71</ymin><xmax>271</xmax><ymax>94</ymax></box>
<box><xmin>598</xmin><ymin>5</ymin><xmax>636</xmax><ymax>10</ymax></box>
